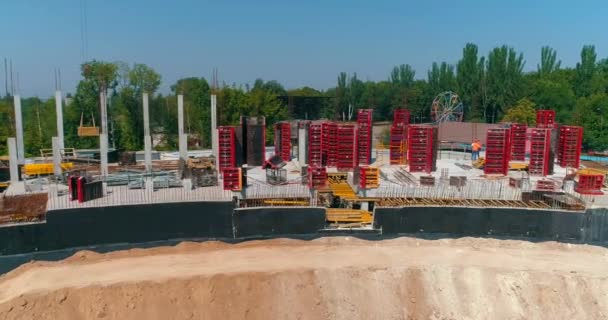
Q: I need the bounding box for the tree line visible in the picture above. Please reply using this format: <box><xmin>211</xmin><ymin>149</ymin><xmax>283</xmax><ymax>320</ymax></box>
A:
<box><xmin>1</xmin><ymin>42</ymin><xmax>608</xmax><ymax>155</ymax></box>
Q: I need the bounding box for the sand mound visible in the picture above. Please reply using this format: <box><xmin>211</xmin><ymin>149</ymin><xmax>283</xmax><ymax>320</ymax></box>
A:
<box><xmin>1</xmin><ymin>237</ymin><xmax>608</xmax><ymax>319</ymax></box>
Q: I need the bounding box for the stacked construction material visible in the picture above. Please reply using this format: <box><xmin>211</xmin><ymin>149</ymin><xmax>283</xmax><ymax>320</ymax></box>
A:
<box><xmin>557</xmin><ymin>125</ymin><xmax>583</xmax><ymax>168</ymax></box>
<box><xmin>218</xmin><ymin>126</ymin><xmax>236</xmax><ymax>170</ymax></box>
<box><xmin>393</xmin><ymin>109</ymin><xmax>411</xmax><ymax>127</ymax></box>
<box><xmin>274</xmin><ymin>122</ymin><xmax>291</xmax><ymax>162</ymax></box>
<box><xmin>307</xmin><ymin>166</ymin><xmax>327</xmax><ymax>189</ymax></box>
<box><xmin>222</xmin><ymin>167</ymin><xmax>241</xmax><ymax>191</ymax></box>
<box><xmin>357</xmin><ymin>166</ymin><xmax>379</xmax><ymax>189</ymax></box>
<box><xmin>484</xmin><ymin>128</ymin><xmax>511</xmax><ymax>175</ymax></box>
<box><xmin>575</xmin><ymin>174</ymin><xmax>604</xmax><ymax>195</ymax></box>
<box><xmin>390</xmin><ymin>109</ymin><xmax>411</xmax><ymax>165</ymax></box>
<box><xmin>322</xmin><ymin>121</ymin><xmax>338</xmax><ymax>167</ymax></box>
<box><xmin>510</xmin><ymin>123</ymin><xmax>527</xmax><ymax>161</ymax></box>
<box><xmin>308</xmin><ymin>122</ymin><xmax>323</xmax><ymax>167</ymax></box>
<box><xmin>536</xmin><ymin>110</ymin><xmax>556</xmax><ymax>128</ymax></box>
<box><xmin>407</xmin><ymin>125</ymin><xmax>437</xmax><ymax>173</ymax></box>
<box><xmin>337</xmin><ymin>123</ymin><xmax>357</xmax><ymax>169</ymax></box>
<box><xmin>529</xmin><ymin>128</ymin><xmax>552</xmax><ymax>176</ymax></box>
<box><xmin>536</xmin><ymin>179</ymin><xmax>556</xmax><ymax>191</ymax></box>
<box><xmin>357</xmin><ymin>109</ymin><xmax>373</xmax><ymax>165</ymax></box>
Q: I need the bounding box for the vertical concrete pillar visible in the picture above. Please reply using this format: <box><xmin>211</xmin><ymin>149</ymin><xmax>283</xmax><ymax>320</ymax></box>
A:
<box><xmin>52</xmin><ymin>137</ymin><xmax>62</xmax><ymax>176</ymax></box>
<box><xmin>99</xmin><ymin>90</ymin><xmax>108</xmax><ymax>178</ymax></box>
<box><xmin>298</xmin><ymin>123</ymin><xmax>307</xmax><ymax>166</ymax></box>
<box><xmin>55</xmin><ymin>91</ymin><xmax>64</xmax><ymax>150</ymax></box>
<box><xmin>13</xmin><ymin>95</ymin><xmax>25</xmax><ymax>163</ymax></box>
<box><xmin>211</xmin><ymin>94</ymin><xmax>218</xmax><ymax>162</ymax></box>
<box><xmin>177</xmin><ymin>95</ymin><xmax>187</xmax><ymax>176</ymax></box>
<box><xmin>8</xmin><ymin>138</ymin><xmax>19</xmax><ymax>183</ymax></box>
<box><xmin>143</xmin><ymin>92</ymin><xmax>152</xmax><ymax>173</ymax></box>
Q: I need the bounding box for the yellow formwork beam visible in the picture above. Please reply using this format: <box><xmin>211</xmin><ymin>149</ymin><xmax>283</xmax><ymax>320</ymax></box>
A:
<box><xmin>23</xmin><ymin>163</ymin><xmax>74</xmax><ymax>176</ymax></box>
<box><xmin>326</xmin><ymin>208</ymin><xmax>373</xmax><ymax>223</ymax></box>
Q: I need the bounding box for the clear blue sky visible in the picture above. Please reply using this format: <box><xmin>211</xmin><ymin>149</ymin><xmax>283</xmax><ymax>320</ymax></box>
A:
<box><xmin>2</xmin><ymin>0</ymin><xmax>607</xmax><ymax>97</ymax></box>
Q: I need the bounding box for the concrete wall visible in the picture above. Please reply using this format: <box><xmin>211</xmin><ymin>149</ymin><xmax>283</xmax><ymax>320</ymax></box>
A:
<box><xmin>0</xmin><ymin>201</ymin><xmax>234</xmax><ymax>255</ymax></box>
<box><xmin>233</xmin><ymin>207</ymin><xmax>326</xmax><ymax>238</ymax></box>
<box><xmin>373</xmin><ymin>206</ymin><xmax>607</xmax><ymax>242</ymax></box>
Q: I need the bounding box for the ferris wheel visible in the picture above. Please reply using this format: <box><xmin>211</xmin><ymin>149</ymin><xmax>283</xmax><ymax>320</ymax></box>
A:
<box><xmin>431</xmin><ymin>91</ymin><xmax>464</xmax><ymax>123</ymax></box>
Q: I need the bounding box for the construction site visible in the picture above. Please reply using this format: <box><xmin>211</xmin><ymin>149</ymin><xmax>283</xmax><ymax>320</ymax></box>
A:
<box><xmin>2</xmin><ymin>90</ymin><xmax>608</xmax><ymax>319</ymax></box>
<box><xmin>1</xmin><ymin>90</ymin><xmax>607</xmax><ymax>232</ymax></box>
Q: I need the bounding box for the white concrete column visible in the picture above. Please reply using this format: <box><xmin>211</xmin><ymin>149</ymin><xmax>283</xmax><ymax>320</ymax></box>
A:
<box><xmin>13</xmin><ymin>95</ymin><xmax>25</xmax><ymax>163</ymax></box>
<box><xmin>8</xmin><ymin>138</ymin><xmax>19</xmax><ymax>183</ymax></box>
<box><xmin>143</xmin><ymin>93</ymin><xmax>152</xmax><ymax>173</ymax></box>
<box><xmin>55</xmin><ymin>91</ymin><xmax>64</xmax><ymax>150</ymax></box>
<box><xmin>177</xmin><ymin>95</ymin><xmax>187</xmax><ymax>174</ymax></box>
<box><xmin>99</xmin><ymin>90</ymin><xmax>109</xmax><ymax>178</ymax></box>
<box><xmin>298</xmin><ymin>124</ymin><xmax>307</xmax><ymax>166</ymax></box>
<box><xmin>52</xmin><ymin>137</ymin><xmax>62</xmax><ymax>176</ymax></box>
<box><xmin>211</xmin><ymin>94</ymin><xmax>218</xmax><ymax>162</ymax></box>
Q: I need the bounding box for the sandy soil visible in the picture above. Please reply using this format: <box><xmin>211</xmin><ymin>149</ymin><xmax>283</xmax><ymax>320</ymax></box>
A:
<box><xmin>1</xmin><ymin>237</ymin><xmax>608</xmax><ymax>320</ymax></box>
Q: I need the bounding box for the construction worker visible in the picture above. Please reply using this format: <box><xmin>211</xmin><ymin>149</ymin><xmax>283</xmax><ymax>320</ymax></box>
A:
<box><xmin>471</xmin><ymin>139</ymin><xmax>481</xmax><ymax>160</ymax></box>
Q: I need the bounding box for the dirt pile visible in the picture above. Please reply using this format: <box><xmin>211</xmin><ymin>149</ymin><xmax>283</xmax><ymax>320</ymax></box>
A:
<box><xmin>1</xmin><ymin>237</ymin><xmax>608</xmax><ymax>320</ymax></box>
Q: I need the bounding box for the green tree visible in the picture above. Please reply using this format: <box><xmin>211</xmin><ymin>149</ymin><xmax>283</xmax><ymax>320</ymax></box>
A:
<box><xmin>390</xmin><ymin>64</ymin><xmax>415</xmax><ymax>88</ymax></box>
<box><xmin>575</xmin><ymin>45</ymin><xmax>600</xmax><ymax>97</ymax></box>
<box><xmin>502</xmin><ymin>98</ymin><xmax>536</xmax><ymax>125</ymax></box>
<box><xmin>456</xmin><ymin>43</ymin><xmax>485</xmax><ymax>120</ymax></box>
<box><xmin>485</xmin><ymin>46</ymin><xmax>525</xmax><ymax>122</ymax></box>
<box><xmin>537</xmin><ymin>46</ymin><xmax>561</xmax><ymax>78</ymax></box>
<box><xmin>573</xmin><ymin>93</ymin><xmax>608</xmax><ymax>150</ymax></box>
<box><xmin>428</xmin><ymin>62</ymin><xmax>457</xmax><ymax>94</ymax></box>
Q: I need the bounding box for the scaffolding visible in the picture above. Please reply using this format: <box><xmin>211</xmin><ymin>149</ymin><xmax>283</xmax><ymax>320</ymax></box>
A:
<box><xmin>510</xmin><ymin>123</ymin><xmax>527</xmax><ymax>161</ymax></box>
<box><xmin>485</xmin><ymin>128</ymin><xmax>511</xmax><ymax>175</ymax></box>
<box><xmin>274</xmin><ymin>122</ymin><xmax>291</xmax><ymax>162</ymax></box>
<box><xmin>389</xmin><ymin>125</ymin><xmax>407</xmax><ymax>165</ymax></box>
<box><xmin>337</xmin><ymin>123</ymin><xmax>357</xmax><ymax>169</ymax></box>
<box><xmin>529</xmin><ymin>128</ymin><xmax>552</xmax><ymax>176</ymax></box>
<box><xmin>558</xmin><ymin>125</ymin><xmax>583</xmax><ymax>168</ymax></box>
<box><xmin>536</xmin><ymin>110</ymin><xmax>556</xmax><ymax>128</ymax></box>
<box><xmin>357</xmin><ymin>109</ymin><xmax>373</xmax><ymax>165</ymax></box>
<box><xmin>407</xmin><ymin>125</ymin><xmax>437</xmax><ymax>173</ymax></box>
<box><xmin>218</xmin><ymin>126</ymin><xmax>236</xmax><ymax>170</ymax></box>
<box><xmin>308</xmin><ymin>122</ymin><xmax>323</xmax><ymax>167</ymax></box>
<box><xmin>322</xmin><ymin>121</ymin><xmax>338</xmax><ymax>167</ymax></box>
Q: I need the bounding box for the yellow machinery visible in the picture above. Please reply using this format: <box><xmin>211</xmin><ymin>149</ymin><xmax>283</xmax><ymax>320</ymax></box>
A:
<box><xmin>472</xmin><ymin>157</ymin><xmax>485</xmax><ymax>169</ymax></box>
<box><xmin>326</xmin><ymin>208</ymin><xmax>373</xmax><ymax>224</ymax></box>
<box><xmin>23</xmin><ymin>163</ymin><xmax>74</xmax><ymax>176</ymax></box>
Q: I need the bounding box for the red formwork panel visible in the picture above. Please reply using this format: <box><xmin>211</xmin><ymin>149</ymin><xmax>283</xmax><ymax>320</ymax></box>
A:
<box><xmin>307</xmin><ymin>166</ymin><xmax>327</xmax><ymax>189</ymax></box>
<box><xmin>390</xmin><ymin>125</ymin><xmax>407</xmax><ymax>165</ymax></box>
<box><xmin>536</xmin><ymin>110</ymin><xmax>556</xmax><ymax>128</ymax></box>
<box><xmin>322</xmin><ymin>121</ymin><xmax>338</xmax><ymax>167</ymax></box>
<box><xmin>274</xmin><ymin>122</ymin><xmax>291</xmax><ymax>162</ymax></box>
<box><xmin>510</xmin><ymin>123</ymin><xmax>527</xmax><ymax>161</ymax></box>
<box><xmin>393</xmin><ymin>109</ymin><xmax>411</xmax><ymax>127</ymax></box>
<box><xmin>218</xmin><ymin>126</ymin><xmax>236</xmax><ymax>170</ymax></box>
<box><xmin>407</xmin><ymin>125</ymin><xmax>436</xmax><ymax>173</ymax></box>
<box><xmin>337</xmin><ymin>123</ymin><xmax>357</xmax><ymax>169</ymax></box>
<box><xmin>558</xmin><ymin>125</ymin><xmax>583</xmax><ymax>168</ymax></box>
<box><xmin>576</xmin><ymin>174</ymin><xmax>604</xmax><ymax>195</ymax></box>
<box><xmin>529</xmin><ymin>128</ymin><xmax>551</xmax><ymax>176</ymax></box>
<box><xmin>222</xmin><ymin>167</ymin><xmax>241</xmax><ymax>191</ymax></box>
<box><xmin>484</xmin><ymin>128</ymin><xmax>511</xmax><ymax>175</ymax></box>
<box><xmin>357</xmin><ymin>109</ymin><xmax>373</xmax><ymax>165</ymax></box>
<box><xmin>308</xmin><ymin>122</ymin><xmax>323</xmax><ymax>167</ymax></box>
